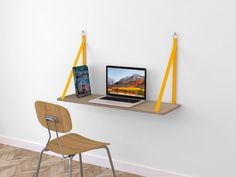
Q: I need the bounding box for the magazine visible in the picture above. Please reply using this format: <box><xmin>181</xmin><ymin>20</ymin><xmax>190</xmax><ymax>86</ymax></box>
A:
<box><xmin>73</xmin><ymin>65</ymin><xmax>91</xmax><ymax>97</ymax></box>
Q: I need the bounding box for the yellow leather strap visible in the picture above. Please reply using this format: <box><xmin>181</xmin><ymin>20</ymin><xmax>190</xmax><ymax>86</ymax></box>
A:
<box><xmin>154</xmin><ymin>36</ymin><xmax>177</xmax><ymax>113</ymax></box>
<box><xmin>172</xmin><ymin>38</ymin><xmax>177</xmax><ymax>104</ymax></box>
<box><xmin>61</xmin><ymin>34</ymin><xmax>86</xmax><ymax>100</ymax></box>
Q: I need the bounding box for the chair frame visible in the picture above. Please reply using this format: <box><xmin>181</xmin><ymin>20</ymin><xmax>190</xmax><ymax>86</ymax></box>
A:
<box><xmin>35</xmin><ymin>115</ymin><xmax>116</xmax><ymax>177</ymax></box>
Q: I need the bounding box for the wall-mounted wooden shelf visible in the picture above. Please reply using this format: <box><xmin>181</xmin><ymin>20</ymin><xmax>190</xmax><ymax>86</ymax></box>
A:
<box><xmin>58</xmin><ymin>32</ymin><xmax>181</xmax><ymax>115</ymax></box>
<box><xmin>57</xmin><ymin>94</ymin><xmax>181</xmax><ymax>115</ymax></box>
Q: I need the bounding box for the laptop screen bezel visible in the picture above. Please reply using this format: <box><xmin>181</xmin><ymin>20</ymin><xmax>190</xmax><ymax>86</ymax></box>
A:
<box><xmin>106</xmin><ymin>65</ymin><xmax>146</xmax><ymax>100</ymax></box>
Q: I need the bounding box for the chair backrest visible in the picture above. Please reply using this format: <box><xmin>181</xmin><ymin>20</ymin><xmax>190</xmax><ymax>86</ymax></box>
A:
<box><xmin>35</xmin><ymin>101</ymin><xmax>72</xmax><ymax>133</ymax></box>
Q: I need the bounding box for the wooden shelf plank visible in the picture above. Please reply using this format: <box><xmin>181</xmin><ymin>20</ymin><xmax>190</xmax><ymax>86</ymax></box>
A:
<box><xmin>57</xmin><ymin>94</ymin><xmax>181</xmax><ymax>115</ymax></box>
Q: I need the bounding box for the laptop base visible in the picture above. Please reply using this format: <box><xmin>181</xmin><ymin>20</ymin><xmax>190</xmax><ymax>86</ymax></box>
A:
<box><xmin>88</xmin><ymin>96</ymin><xmax>145</xmax><ymax>108</ymax></box>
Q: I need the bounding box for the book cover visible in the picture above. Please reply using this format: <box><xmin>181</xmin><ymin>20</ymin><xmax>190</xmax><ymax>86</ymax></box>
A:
<box><xmin>73</xmin><ymin>65</ymin><xmax>91</xmax><ymax>97</ymax></box>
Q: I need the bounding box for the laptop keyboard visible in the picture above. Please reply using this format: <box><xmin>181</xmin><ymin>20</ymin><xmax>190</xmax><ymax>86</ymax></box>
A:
<box><xmin>100</xmin><ymin>96</ymin><xmax>141</xmax><ymax>103</ymax></box>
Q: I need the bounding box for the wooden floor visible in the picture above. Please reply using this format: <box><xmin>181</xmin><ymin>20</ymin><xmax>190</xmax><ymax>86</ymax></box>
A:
<box><xmin>0</xmin><ymin>144</ymin><xmax>142</xmax><ymax>177</ymax></box>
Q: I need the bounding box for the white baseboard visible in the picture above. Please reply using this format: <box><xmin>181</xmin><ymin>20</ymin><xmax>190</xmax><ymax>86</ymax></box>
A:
<box><xmin>0</xmin><ymin>135</ymin><xmax>188</xmax><ymax>177</ymax></box>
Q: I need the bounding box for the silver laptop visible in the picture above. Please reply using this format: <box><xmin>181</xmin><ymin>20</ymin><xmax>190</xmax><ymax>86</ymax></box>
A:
<box><xmin>89</xmin><ymin>65</ymin><xmax>146</xmax><ymax>108</ymax></box>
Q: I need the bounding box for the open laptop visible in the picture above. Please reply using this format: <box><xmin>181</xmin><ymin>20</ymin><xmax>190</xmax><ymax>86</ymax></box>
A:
<box><xmin>89</xmin><ymin>65</ymin><xmax>146</xmax><ymax>108</ymax></box>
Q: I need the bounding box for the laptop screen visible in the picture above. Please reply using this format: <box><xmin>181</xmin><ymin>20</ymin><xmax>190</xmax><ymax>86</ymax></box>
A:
<box><xmin>106</xmin><ymin>66</ymin><xmax>146</xmax><ymax>99</ymax></box>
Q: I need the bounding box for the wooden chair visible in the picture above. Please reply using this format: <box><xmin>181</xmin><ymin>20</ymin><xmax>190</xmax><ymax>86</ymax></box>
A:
<box><xmin>35</xmin><ymin>101</ymin><xmax>116</xmax><ymax>177</ymax></box>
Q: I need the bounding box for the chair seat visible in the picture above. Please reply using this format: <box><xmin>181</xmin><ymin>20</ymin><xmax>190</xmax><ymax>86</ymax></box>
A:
<box><xmin>47</xmin><ymin>133</ymin><xmax>109</xmax><ymax>155</ymax></box>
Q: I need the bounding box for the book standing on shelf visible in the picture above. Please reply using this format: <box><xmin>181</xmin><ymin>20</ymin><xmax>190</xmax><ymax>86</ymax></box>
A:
<box><xmin>73</xmin><ymin>65</ymin><xmax>91</xmax><ymax>97</ymax></box>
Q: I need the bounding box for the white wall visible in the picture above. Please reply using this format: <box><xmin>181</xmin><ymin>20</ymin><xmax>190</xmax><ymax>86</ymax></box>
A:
<box><xmin>1</xmin><ymin>0</ymin><xmax>236</xmax><ymax>176</ymax></box>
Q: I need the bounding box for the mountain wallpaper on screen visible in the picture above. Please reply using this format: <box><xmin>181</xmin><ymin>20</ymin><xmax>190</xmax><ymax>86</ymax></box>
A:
<box><xmin>108</xmin><ymin>74</ymin><xmax>144</xmax><ymax>97</ymax></box>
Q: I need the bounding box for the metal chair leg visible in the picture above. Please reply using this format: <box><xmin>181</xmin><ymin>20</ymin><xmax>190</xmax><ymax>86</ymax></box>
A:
<box><xmin>79</xmin><ymin>153</ymin><xmax>84</xmax><ymax>177</ymax></box>
<box><xmin>68</xmin><ymin>155</ymin><xmax>73</xmax><ymax>177</ymax></box>
<box><xmin>105</xmin><ymin>146</ymin><xmax>116</xmax><ymax>177</ymax></box>
<box><xmin>35</xmin><ymin>148</ymin><xmax>45</xmax><ymax>177</ymax></box>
